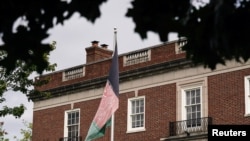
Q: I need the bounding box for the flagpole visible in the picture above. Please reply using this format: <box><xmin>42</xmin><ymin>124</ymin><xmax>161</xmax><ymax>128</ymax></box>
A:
<box><xmin>111</xmin><ymin>114</ymin><xmax>114</xmax><ymax>141</ymax></box>
<box><xmin>110</xmin><ymin>28</ymin><xmax>117</xmax><ymax>141</ymax></box>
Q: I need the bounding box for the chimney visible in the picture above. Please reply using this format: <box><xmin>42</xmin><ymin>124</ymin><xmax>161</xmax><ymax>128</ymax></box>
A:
<box><xmin>85</xmin><ymin>41</ymin><xmax>113</xmax><ymax>63</ymax></box>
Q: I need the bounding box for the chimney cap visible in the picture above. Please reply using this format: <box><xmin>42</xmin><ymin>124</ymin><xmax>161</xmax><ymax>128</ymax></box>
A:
<box><xmin>91</xmin><ymin>40</ymin><xmax>99</xmax><ymax>43</ymax></box>
<box><xmin>101</xmin><ymin>44</ymin><xmax>108</xmax><ymax>47</ymax></box>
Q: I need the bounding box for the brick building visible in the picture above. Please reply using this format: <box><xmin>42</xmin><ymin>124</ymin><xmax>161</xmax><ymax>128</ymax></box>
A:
<box><xmin>30</xmin><ymin>39</ymin><xmax>250</xmax><ymax>141</ymax></box>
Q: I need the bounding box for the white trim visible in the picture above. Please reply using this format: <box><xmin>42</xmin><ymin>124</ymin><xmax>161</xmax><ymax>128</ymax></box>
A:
<box><xmin>64</xmin><ymin>108</ymin><xmax>80</xmax><ymax>138</ymax></box>
<box><xmin>123</xmin><ymin>49</ymin><xmax>151</xmax><ymax>66</ymax></box>
<box><xmin>127</xmin><ymin>96</ymin><xmax>146</xmax><ymax>133</ymax></box>
<box><xmin>177</xmin><ymin>81</ymin><xmax>207</xmax><ymax>134</ymax></box>
<box><xmin>177</xmin><ymin>77</ymin><xmax>208</xmax><ymax>121</ymax></box>
<box><xmin>62</xmin><ymin>66</ymin><xmax>85</xmax><ymax>81</ymax></box>
<box><xmin>244</xmin><ymin>75</ymin><xmax>250</xmax><ymax>116</ymax></box>
<box><xmin>175</xmin><ymin>41</ymin><xmax>187</xmax><ymax>54</ymax></box>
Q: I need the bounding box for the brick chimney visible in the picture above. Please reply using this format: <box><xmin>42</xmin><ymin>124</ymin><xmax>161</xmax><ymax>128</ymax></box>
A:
<box><xmin>85</xmin><ymin>40</ymin><xmax>113</xmax><ymax>63</ymax></box>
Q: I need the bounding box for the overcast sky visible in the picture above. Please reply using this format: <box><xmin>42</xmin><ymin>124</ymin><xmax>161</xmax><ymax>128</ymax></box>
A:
<box><xmin>1</xmin><ymin>0</ymin><xmax>178</xmax><ymax>139</ymax></box>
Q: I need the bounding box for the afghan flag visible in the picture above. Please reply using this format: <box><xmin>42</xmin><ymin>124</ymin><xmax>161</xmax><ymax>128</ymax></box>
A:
<box><xmin>85</xmin><ymin>31</ymin><xmax>119</xmax><ymax>141</ymax></box>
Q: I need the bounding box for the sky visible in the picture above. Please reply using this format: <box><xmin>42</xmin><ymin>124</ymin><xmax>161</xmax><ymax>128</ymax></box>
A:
<box><xmin>0</xmin><ymin>0</ymin><xmax>178</xmax><ymax>139</ymax></box>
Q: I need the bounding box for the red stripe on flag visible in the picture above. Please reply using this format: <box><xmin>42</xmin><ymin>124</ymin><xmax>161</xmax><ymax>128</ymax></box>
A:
<box><xmin>93</xmin><ymin>81</ymin><xmax>119</xmax><ymax>128</ymax></box>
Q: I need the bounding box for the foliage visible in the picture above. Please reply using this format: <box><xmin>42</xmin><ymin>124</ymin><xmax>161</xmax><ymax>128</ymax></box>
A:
<box><xmin>0</xmin><ymin>120</ymin><xmax>32</xmax><ymax>141</ymax></box>
<box><xmin>1</xmin><ymin>0</ymin><xmax>250</xmax><ymax>117</ymax></box>
<box><xmin>0</xmin><ymin>0</ymin><xmax>107</xmax><ymax>118</ymax></box>
<box><xmin>0</xmin><ymin>0</ymin><xmax>106</xmax><ymax>74</ymax></box>
<box><xmin>0</xmin><ymin>42</ymin><xmax>56</xmax><ymax>118</ymax></box>
<box><xmin>0</xmin><ymin>122</ymin><xmax>9</xmax><ymax>141</ymax></box>
<box><xmin>19</xmin><ymin>120</ymin><xmax>32</xmax><ymax>141</ymax></box>
<box><xmin>126</xmin><ymin>0</ymin><xmax>250</xmax><ymax>69</ymax></box>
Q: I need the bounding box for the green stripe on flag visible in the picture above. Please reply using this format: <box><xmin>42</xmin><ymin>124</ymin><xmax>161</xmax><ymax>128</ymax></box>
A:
<box><xmin>85</xmin><ymin>119</ymin><xmax>111</xmax><ymax>141</ymax></box>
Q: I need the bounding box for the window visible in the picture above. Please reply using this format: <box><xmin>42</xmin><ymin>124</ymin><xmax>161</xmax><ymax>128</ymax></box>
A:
<box><xmin>245</xmin><ymin>75</ymin><xmax>250</xmax><ymax>116</ymax></box>
<box><xmin>127</xmin><ymin>96</ymin><xmax>145</xmax><ymax>133</ymax></box>
<box><xmin>184</xmin><ymin>87</ymin><xmax>201</xmax><ymax>127</ymax></box>
<box><xmin>176</xmin><ymin>78</ymin><xmax>208</xmax><ymax>132</ymax></box>
<box><xmin>64</xmin><ymin>109</ymin><xmax>80</xmax><ymax>140</ymax></box>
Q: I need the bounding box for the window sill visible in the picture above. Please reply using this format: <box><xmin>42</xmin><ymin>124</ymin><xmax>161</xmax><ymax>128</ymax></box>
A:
<box><xmin>244</xmin><ymin>113</ymin><xmax>250</xmax><ymax>117</ymax></box>
<box><xmin>126</xmin><ymin>128</ymin><xmax>146</xmax><ymax>134</ymax></box>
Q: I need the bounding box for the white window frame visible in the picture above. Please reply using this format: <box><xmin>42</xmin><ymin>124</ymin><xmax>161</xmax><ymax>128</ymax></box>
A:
<box><xmin>64</xmin><ymin>109</ymin><xmax>80</xmax><ymax>139</ymax></box>
<box><xmin>176</xmin><ymin>78</ymin><xmax>208</xmax><ymax>133</ymax></box>
<box><xmin>182</xmin><ymin>86</ymin><xmax>202</xmax><ymax>128</ymax></box>
<box><xmin>244</xmin><ymin>75</ymin><xmax>250</xmax><ymax>116</ymax></box>
<box><xmin>127</xmin><ymin>96</ymin><xmax>146</xmax><ymax>133</ymax></box>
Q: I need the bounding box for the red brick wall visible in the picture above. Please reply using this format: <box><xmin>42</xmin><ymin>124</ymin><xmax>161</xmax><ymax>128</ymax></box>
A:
<box><xmin>32</xmin><ymin>83</ymin><xmax>176</xmax><ymax>141</ymax></box>
<box><xmin>208</xmin><ymin>68</ymin><xmax>250</xmax><ymax>124</ymax></box>
<box><xmin>32</xmin><ymin>105</ymin><xmax>70</xmax><ymax>141</ymax></box>
<box><xmin>32</xmin><ymin>67</ymin><xmax>250</xmax><ymax>141</ymax></box>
